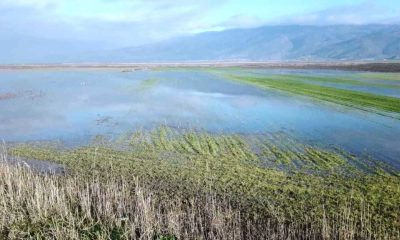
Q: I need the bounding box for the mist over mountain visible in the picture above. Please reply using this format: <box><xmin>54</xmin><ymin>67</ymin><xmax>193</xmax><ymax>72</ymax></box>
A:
<box><xmin>2</xmin><ymin>25</ymin><xmax>400</xmax><ymax>63</ymax></box>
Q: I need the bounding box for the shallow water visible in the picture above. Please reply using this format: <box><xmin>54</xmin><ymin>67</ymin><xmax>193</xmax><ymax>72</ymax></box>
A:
<box><xmin>238</xmin><ymin>68</ymin><xmax>400</xmax><ymax>97</ymax></box>
<box><xmin>0</xmin><ymin>69</ymin><xmax>399</xmax><ymax>167</ymax></box>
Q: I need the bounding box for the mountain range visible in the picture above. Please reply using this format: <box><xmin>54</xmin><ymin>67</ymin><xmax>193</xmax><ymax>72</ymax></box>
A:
<box><xmin>2</xmin><ymin>25</ymin><xmax>400</xmax><ymax>63</ymax></box>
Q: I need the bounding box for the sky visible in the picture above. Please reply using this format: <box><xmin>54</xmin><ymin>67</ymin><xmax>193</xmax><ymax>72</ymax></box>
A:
<box><xmin>1</xmin><ymin>0</ymin><xmax>399</xmax><ymax>48</ymax></box>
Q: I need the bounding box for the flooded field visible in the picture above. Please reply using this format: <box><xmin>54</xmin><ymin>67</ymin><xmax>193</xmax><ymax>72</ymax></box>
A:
<box><xmin>0</xmin><ymin>68</ymin><xmax>399</xmax><ymax>167</ymax></box>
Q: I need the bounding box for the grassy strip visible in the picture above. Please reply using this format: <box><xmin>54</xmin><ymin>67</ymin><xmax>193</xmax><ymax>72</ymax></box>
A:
<box><xmin>257</xmin><ymin>74</ymin><xmax>400</xmax><ymax>89</ymax></box>
<box><xmin>225</xmin><ymin>68</ymin><xmax>400</xmax><ymax>88</ymax></box>
<box><xmin>228</xmin><ymin>75</ymin><xmax>400</xmax><ymax>117</ymax></box>
<box><xmin>356</xmin><ymin>72</ymin><xmax>400</xmax><ymax>81</ymax></box>
<box><xmin>6</xmin><ymin>128</ymin><xmax>400</xmax><ymax>239</ymax></box>
<box><xmin>167</xmin><ymin>67</ymin><xmax>400</xmax><ymax>88</ymax></box>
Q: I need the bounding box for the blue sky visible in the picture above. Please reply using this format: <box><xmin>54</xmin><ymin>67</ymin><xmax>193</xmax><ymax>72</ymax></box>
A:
<box><xmin>1</xmin><ymin>0</ymin><xmax>399</xmax><ymax>47</ymax></box>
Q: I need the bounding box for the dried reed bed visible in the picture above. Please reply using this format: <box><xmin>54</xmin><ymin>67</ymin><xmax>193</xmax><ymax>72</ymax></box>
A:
<box><xmin>1</xmin><ymin>135</ymin><xmax>399</xmax><ymax>240</ymax></box>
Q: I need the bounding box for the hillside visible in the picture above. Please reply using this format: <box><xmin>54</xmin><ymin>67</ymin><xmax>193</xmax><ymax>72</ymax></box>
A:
<box><xmin>99</xmin><ymin>25</ymin><xmax>400</xmax><ymax>62</ymax></box>
<box><xmin>2</xmin><ymin>25</ymin><xmax>400</xmax><ymax>63</ymax></box>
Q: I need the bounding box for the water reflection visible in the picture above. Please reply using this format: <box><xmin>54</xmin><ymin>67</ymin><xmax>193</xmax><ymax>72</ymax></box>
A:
<box><xmin>0</xmin><ymin>69</ymin><xmax>399</xmax><ymax>167</ymax></box>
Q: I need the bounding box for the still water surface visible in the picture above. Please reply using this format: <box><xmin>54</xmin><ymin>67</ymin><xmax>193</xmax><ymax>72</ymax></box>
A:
<box><xmin>0</xmin><ymin>69</ymin><xmax>399</xmax><ymax>167</ymax></box>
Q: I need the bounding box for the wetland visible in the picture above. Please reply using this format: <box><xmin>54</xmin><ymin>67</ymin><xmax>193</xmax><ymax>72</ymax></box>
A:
<box><xmin>0</xmin><ymin>66</ymin><xmax>399</xmax><ymax>239</ymax></box>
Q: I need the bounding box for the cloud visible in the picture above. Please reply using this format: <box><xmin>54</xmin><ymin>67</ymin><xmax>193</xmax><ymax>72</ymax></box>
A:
<box><xmin>207</xmin><ymin>15</ymin><xmax>267</xmax><ymax>31</ymax></box>
<box><xmin>0</xmin><ymin>0</ymin><xmax>399</xmax><ymax>53</ymax></box>
<box><xmin>273</xmin><ymin>1</ymin><xmax>400</xmax><ymax>25</ymax></box>
<box><xmin>0</xmin><ymin>0</ymin><xmax>230</xmax><ymax>47</ymax></box>
<box><xmin>0</xmin><ymin>0</ymin><xmax>54</xmax><ymax>8</ymax></box>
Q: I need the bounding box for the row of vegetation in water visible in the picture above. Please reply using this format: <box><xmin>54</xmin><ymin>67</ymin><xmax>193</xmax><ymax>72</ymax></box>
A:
<box><xmin>154</xmin><ymin>66</ymin><xmax>400</xmax><ymax>82</ymax></box>
<box><xmin>151</xmin><ymin>67</ymin><xmax>400</xmax><ymax>118</ymax></box>
<box><xmin>224</xmin><ymin>73</ymin><xmax>400</xmax><ymax>118</ymax></box>
<box><xmin>237</xmin><ymin>73</ymin><xmax>400</xmax><ymax>89</ymax></box>
<box><xmin>356</xmin><ymin>72</ymin><xmax>400</xmax><ymax>81</ymax></box>
<box><xmin>3</xmin><ymin>127</ymin><xmax>399</xmax><ymax>239</ymax></box>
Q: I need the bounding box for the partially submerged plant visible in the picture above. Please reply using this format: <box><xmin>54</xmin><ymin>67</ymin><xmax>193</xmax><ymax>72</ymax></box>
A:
<box><xmin>6</xmin><ymin>127</ymin><xmax>400</xmax><ymax>239</ymax></box>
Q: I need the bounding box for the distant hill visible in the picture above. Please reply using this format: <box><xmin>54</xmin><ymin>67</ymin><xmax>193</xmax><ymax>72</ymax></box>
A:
<box><xmin>2</xmin><ymin>25</ymin><xmax>400</xmax><ymax>63</ymax></box>
<box><xmin>102</xmin><ymin>25</ymin><xmax>400</xmax><ymax>62</ymax></box>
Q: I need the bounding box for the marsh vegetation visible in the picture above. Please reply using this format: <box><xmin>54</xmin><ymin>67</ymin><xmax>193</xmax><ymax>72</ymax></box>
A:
<box><xmin>0</xmin><ymin>67</ymin><xmax>399</xmax><ymax>239</ymax></box>
<box><xmin>2</xmin><ymin>127</ymin><xmax>399</xmax><ymax>239</ymax></box>
<box><xmin>227</xmin><ymin>74</ymin><xmax>400</xmax><ymax>118</ymax></box>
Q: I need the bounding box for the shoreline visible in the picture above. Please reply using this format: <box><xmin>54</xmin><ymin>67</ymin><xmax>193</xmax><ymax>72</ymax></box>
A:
<box><xmin>1</xmin><ymin>61</ymin><xmax>400</xmax><ymax>72</ymax></box>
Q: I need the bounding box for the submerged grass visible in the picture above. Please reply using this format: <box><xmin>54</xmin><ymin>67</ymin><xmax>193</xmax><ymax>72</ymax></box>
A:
<box><xmin>226</xmin><ymin>74</ymin><xmax>400</xmax><ymax>118</ymax></box>
<box><xmin>248</xmin><ymin>73</ymin><xmax>400</xmax><ymax>89</ymax></box>
<box><xmin>356</xmin><ymin>72</ymin><xmax>400</xmax><ymax>81</ymax></box>
<box><xmin>137</xmin><ymin>78</ymin><xmax>161</xmax><ymax>91</ymax></box>
<box><xmin>5</xmin><ymin>128</ymin><xmax>400</xmax><ymax>239</ymax></box>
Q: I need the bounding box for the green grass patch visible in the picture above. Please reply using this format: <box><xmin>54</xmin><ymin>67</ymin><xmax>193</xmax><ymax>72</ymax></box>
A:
<box><xmin>356</xmin><ymin>72</ymin><xmax>400</xmax><ymax>81</ymax></box>
<box><xmin>227</xmin><ymin>75</ymin><xmax>400</xmax><ymax>118</ymax></box>
<box><xmin>254</xmin><ymin>73</ymin><xmax>400</xmax><ymax>89</ymax></box>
